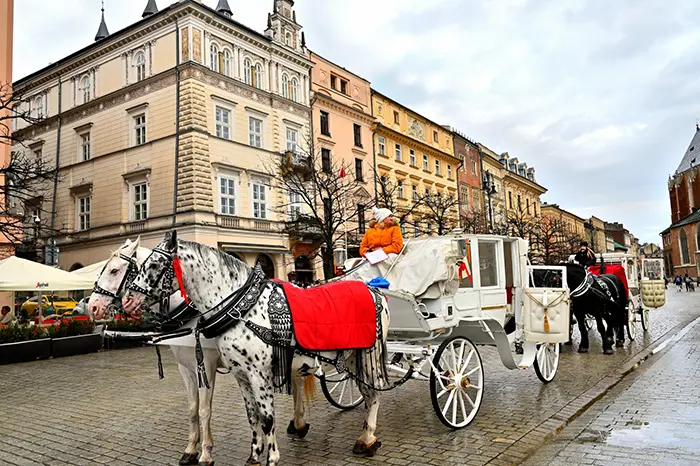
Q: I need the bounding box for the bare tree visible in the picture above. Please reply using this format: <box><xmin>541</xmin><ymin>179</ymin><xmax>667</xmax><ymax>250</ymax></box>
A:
<box><xmin>0</xmin><ymin>82</ymin><xmax>61</xmax><ymax>251</ymax></box>
<box><xmin>417</xmin><ymin>192</ymin><xmax>460</xmax><ymax>236</ymax></box>
<box><xmin>531</xmin><ymin>215</ymin><xmax>585</xmax><ymax>264</ymax></box>
<box><xmin>461</xmin><ymin>210</ymin><xmax>489</xmax><ymax>234</ymax></box>
<box><xmin>374</xmin><ymin>171</ymin><xmax>425</xmax><ymax>230</ymax></box>
<box><xmin>263</xmin><ymin>142</ymin><xmax>369</xmax><ymax>279</ymax></box>
<box><xmin>506</xmin><ymin>205</ymin><xmax>537</xmax><ymax>239</ymax></box>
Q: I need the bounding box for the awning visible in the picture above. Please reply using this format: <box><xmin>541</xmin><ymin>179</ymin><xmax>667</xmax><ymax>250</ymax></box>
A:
<box><xmin>613</xmin><ymin>241</ymin><xmax>629</xmax><ymax>251</ymax></box>
<box><xmin>0</xmin><ymin>256</ymin><xmax>95</xmax><ymax>291</ymax></box>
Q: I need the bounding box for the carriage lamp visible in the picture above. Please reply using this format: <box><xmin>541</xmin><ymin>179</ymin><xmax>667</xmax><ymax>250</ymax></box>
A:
<box><xmin>333</xmin><ymin>240</ymin><xmax>347</xmax><ymax>269</ymax></box>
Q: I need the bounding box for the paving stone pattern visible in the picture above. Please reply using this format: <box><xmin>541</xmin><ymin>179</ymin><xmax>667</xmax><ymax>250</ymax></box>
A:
<box><xmin>523</xmin><ymin>297</ymin><xmax>700</xmax><ymax>466</ymax></box>
<box><xmin>0</xmin><ymin>291</ymin><xmax>698</xmax><ymax>465</ymax></box>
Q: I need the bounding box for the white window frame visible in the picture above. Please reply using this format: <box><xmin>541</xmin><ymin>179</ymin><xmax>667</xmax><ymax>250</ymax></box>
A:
<box><xmin>254</xmin><ymin>63</ymin><xmax>263</xmax><ymax>89</ymax></box>
<box><xmin>80</xmin><ymin>75</ymin><xmax>91</xmax><ymax>104</ymax></box>
<box><xmin>435</xmin><ymin>159</ymin><xmax>441</xmax><ymax>176</ymax></box>
<box><xmin>290</xmin><ymin>78</ymin><xmax>299</xmax><ymax>102</ymax></box>
<box><xmin>289</xmin><ymin>190</ymin><xmax>302</xmax><ymax>220</ymax></box>
<box><xmin>133</xmin><ymin>112</ymin><xmax>147</xmax><ymax>146</ymax></box>
<box><xmin>215</xmin><ymin>105</ymin><xmax>232</xmax><ymax>140</ymax></box>
<box><xmin>281</xmin><ymin>74</ymin><xmax>289</xmax><ymax>99</ymax></box>
<box><xmin>398</xmin><ymin>180</ymin><xmax>404</xmax><ymax>199</ymax></box>
<box><xmin>130</xmin><ymin>181</ymin><xmax>149</xmax><ymax>222</ymax></box>
<box><xmin>244</xmin><ymin>58</ymin><xmax>253</xmax><ymax>85</ymax></box>
<box><xmin>134</xmin><ymin>51</ymin><xmax>147</xmax><ymax>82</ymax></box>
<box><xmin>378</xmin><ymin>136</ymin><xmax>386</xmax><ymax>156</ymax></box>
<box><xmin>209</xmin><ymin>43</ymin><xmax>220</xmax><ymax>73</ymax></box>
<box><xmin>76</xmin><ymin>195</ymin><xmax>91</xmax><ymax>231</ymax></box>
<box><xmin>447</xmin><ymin>164</ymin><xmax>452</xmax><ymax>179</ymax></box>
<box><xmin>217</xmin><ymin>172</ymin><xmax>238</xmax><ymax>216</ymax></box>
<box><xmin>79</xmin><ymin>131</ymin><xmax>91</xmax><ymax>162</ymax></box>
<box><xmin>248</xmin><ymin>116</ymin><xmax>263</xmax><ymax>148</ymax></box>
<box><xmin>423</xmin><ymin>154</ymin><xmax>429</xmax><ymax>171</ymax></box>
<box><xmin>412</xmin><ymin>184</ymin><xmax>418</xmax><ymax>200</ymax></box>
<box><xmin>33</xmin><ymin>96</ymin><xmax>44</xmax><ymax>119</ymax></box>
<box><xmin>395</xmin><ymin>143</ymin><xmax>402</xmax><ymax>162</ymax></box>
<box><xmin>286</xmin><ymin>126</ymin><xmax>299</xmax><ymax>153</ymax></box>
<box><xmin>251</xmin><ymin>180</ymin><xmax>268</xmax><ymax>219</ymax></box>
<box><xmin>409</xmin><ymin>149</ymin><xmax>416</xmax><ymax>166</ymax></box>
<box><xmin>222</xmin><ymin>48</ymin><xmax>232</xmax><ymax>77</ymax></box>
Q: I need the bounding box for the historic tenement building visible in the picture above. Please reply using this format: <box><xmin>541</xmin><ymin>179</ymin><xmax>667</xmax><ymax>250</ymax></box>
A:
<box><xmin>12</xmin><ymin>0</ymin><xmax>314</xmax><ymax>279</ymax></box>
<box><xmin>371</xmin><ymin>90</ymin><xmax>460</xmax><ymax>236</ymax></box>
<box><xmin>451</xmin><ymin>129</ymin><xmax>482</xmax><ymax>224</ymax></box>
<box><xmin>663</xmin><ymin>125</ymin><xmax>700</xmax><ymax>277</ymax></box>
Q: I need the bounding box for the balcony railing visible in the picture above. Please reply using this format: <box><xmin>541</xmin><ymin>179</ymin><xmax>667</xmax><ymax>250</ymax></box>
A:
<box><xmin>127</xmin><ymin>221</ymin><xmax>146</xmax><ymax>233</ymax></box>
<box><xmin>216</xmin><ymin>215</ymin><xmax>282</xmax><ymax>233</ymax></box>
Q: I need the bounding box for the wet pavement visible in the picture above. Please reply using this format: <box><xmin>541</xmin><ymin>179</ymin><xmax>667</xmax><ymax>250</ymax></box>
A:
<box><xmin>0</xmin><ymin>290</ymin><xmax>698</xmax><ymax>465</ymax></box>
<box><xmin>524</xmin><ymin>309</ymin><xmax>700</xmax><ymax>466</ymax></box>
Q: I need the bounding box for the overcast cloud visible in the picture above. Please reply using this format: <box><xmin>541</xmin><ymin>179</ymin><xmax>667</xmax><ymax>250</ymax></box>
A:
<box><xmin>13</xmin><ymin>0</ymin><xmax>700</xmax><ymax>244</ymax></box>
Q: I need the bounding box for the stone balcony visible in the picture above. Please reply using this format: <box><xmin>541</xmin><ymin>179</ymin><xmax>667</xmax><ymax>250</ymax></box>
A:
<box><xmin>216</xmin><ymin>215</ymin><xmax>283</xmax><ymax>233</ymax></box>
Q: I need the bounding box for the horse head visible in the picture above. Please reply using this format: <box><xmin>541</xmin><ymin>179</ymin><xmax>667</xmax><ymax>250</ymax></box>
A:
<box><xmin>89</xmin><ymin>238</ymin><xmax>150</xmax><ymax>320</ymax></box>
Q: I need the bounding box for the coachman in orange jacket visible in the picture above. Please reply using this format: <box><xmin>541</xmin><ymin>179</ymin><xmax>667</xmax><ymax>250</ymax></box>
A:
<box><xmin>359</xmin><ymin>208</ymin><xmax>404</xmax><ymax>257</ymax></box>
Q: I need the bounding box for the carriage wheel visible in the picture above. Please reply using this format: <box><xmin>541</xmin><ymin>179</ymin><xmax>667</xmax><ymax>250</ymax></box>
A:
<box><xmin>641</xmin><ymin>306</ymin><xmax>649</xmax><ymax>331</ymax></box>
<box><xmin>626</xmin><ymin>302</ymin><xmax>637</xmax><ymax>341</ymax></box>
<box><xmin>533</xmin><ymin>343</ymin><xmax>559</xmax><ymax>383</ymax></box>
<box><xmin>429</xmin><ymin>336</ymin><xmax>484</xmax><ymax>429</ymax></box>
<box><xmin>319</xmin><ymin>370</ymin><xmax>364</xmax><ymax>410</ymax></box>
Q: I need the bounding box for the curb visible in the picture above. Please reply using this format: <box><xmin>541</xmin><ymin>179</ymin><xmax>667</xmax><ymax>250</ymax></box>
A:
<box><xmin>485</xmin><ymin>316</ymin><xmax>700</xmax><ymax>466</ymax></box>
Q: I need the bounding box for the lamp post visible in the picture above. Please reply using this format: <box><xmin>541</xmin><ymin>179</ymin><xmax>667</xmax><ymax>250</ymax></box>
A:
<box><xmin>482</xmin><ymin>170</ymin><xmax>497</xmax><ymax>233</ymax></box>
<box><xmin>33</xmin><ymin>215</ymin><xmax>41</xmax><ymax>262</ymax></box>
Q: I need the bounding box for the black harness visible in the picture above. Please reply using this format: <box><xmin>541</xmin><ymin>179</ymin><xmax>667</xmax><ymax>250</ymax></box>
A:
<box><xmin>92</xmin><ymin>252</ymin><xmax>140</xmax><ymax>306</ymax></box>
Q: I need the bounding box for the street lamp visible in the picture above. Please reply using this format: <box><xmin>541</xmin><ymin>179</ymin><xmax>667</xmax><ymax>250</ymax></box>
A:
<box><xmin>482</xmin><ymin>171</ymin><xmax>497</xmax><ymax>232</ymax></box>
<box><xmin>333</xmin><ymin>240</ymin><xmax>347</xmax><ymax>275</ymax></box>
<box><xmin>33</xmin><ymin>215</ymin><xmax>41</xmax><ymax>262</ymax></box>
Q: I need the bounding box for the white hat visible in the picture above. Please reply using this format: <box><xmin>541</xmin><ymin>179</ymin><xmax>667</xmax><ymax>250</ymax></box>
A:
<box><xmin>372</xmin><ymin>207</ymin><xmax>393</xmax><ymax>223</ymax></box>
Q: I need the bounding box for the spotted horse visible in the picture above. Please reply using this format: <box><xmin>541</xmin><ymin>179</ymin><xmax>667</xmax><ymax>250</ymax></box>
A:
<box><xmin>122</xmin><ymin>231</ymin><xmax>392</xmax><ymax>466</ymax></box>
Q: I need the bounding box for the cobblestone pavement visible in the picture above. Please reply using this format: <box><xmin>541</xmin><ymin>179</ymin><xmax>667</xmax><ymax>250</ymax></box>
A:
<box><xmin>523</xmin><ymin>304</ymin><xmax>700</xmax><ymax>466</ymax></box>
<box><xmin>0</xmin><ymin>291</ymin><xmax>698</xmax><ymax>465</ymax></box>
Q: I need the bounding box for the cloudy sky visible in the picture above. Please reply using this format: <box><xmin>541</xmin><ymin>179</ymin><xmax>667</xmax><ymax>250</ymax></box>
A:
<box><xmin>13</xmin><ymin>0</ymin><xmax>700</xmax><ymax>244</ymax></box>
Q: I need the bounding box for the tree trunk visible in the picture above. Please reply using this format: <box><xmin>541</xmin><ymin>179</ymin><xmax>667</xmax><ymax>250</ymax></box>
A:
<box><xmin>322</xmin><ymin>246</ymin><xmax>335</xmax><ymax>280</ymax></box>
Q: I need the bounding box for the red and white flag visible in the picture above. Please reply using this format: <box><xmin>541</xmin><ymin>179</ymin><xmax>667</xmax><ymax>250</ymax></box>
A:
<box><xmin>339</xmin><ymin>167</ymin><xmax>346</xmax><ymax>178</ymax></box>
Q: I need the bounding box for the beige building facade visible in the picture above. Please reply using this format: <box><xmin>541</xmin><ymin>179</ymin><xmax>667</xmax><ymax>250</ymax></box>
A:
<box><xmin>13</xmin><ymin>0</ymin><xmax>313</xmax><ymax>279</ymax></box>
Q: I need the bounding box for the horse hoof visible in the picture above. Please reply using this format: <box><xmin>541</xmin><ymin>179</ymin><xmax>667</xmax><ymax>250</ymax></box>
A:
<box><xmin>353</xmin><ymin>440</ymin><xmax>382</xmax><ymax>457</ymax></box>
<box><xmin>353</xmin><ymin>441</ymin><xmax>365</xmax><ymax>455</ymax></box>
<box><xmin>615</xmin><ymin>340</ymin><xmax>624</xmax><ymax>348</ymax></box>
<box><xmin>296</xmin><ymin>423</ymin><xmax>310</xmax><ymax>439</ymax></box>
<box><xmin>179</xmin><ymin>453</ymin><xmax>199</xmax><ymax>466</ymax></box>
<box><xmin>578</xmin><ymin>347</ymin><xmax>589</xmax><ymax>354</ymax></box>
<box><xmin>198</xmin><ymin>462</ymin><xmax>214</xmax><ymax>466</ymax></box>
<box><xmin>604</xmin><ymin>348</ymin><xmax>614</xmax><ymax>355</ymax></box>
<box><xmin>286</xmin><ymin>420</ymin><xmax>296</xmax><ymax>436</ymax></box>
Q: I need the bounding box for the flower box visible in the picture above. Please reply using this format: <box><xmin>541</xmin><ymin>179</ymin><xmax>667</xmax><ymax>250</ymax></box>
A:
<box><xmin>0</xmin><ymin>338</ymin><xmax>52</xmax><ymax>365</ymax></box>
<box><xmin>51</xmin><ymin>333</ymin><xmax>102</xmax><ymax>358</ymax></box>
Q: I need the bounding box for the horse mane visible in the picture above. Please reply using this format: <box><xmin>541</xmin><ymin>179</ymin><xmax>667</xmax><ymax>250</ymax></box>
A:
<box><xmin>179</xmin><ymin>239</ymin><xmax>251</xmax><ymax>277</ymax></box>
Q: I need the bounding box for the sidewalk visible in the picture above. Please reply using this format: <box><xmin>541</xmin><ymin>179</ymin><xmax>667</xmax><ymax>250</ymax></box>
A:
<box><xmin>523</xmin><ymin>317</ymin><xmax>700</xmax><ymax>465</ymax></box>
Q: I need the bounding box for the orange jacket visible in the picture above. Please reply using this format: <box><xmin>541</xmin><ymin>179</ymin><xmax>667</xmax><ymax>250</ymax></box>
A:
<box><xmin>359</xmin><ymin>225</ymin><xmax>404</xmax><ymax>257</ymax></box>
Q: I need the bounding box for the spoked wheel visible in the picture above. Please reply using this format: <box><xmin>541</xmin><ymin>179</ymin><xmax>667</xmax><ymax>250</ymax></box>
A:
<box><xmin>429</xmin><ymin>336</ymin><xmax>484</xmax><ymax>429</ymax></box>
<box><xmin>641</xmin><ymin>306</ymin><xmax>649</xmax><ymax>331</ymax></box>
<box><xmin>626</xmin><ymin>302</ymin><xmax>637</xmax><ymax>341</ymax></box>
<box><xmin>533</xmin><ymin>343</ymin><xmax>560</xmax><ymax>383</ymax></box>
<box><xmin>319</xmin><ymin>370</ymin><xmax>364</xmax><ymax>410</ymax></box>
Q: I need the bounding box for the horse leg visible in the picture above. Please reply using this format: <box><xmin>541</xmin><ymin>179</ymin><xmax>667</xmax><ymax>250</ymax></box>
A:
<box><xmin>353</xmin><ymin>382</ymin><xmax>382</xmax><ymax>457</ymax></box>
<box><xmin>575</xmin><ymin>309</ymin><xmax>589</xmax><ymax>353</ymax></box>
<box><xmin>234</xmin><ymin>371</ymin><xmax>264</xmax><ymax>466</ymax></box>
<box><xmin>197</xmin><ymin>348</ymin><xmax>219</xmax><ymax>466</ymax></box>
<box><xmin>596</xmin><ymin>314</ymin><xmax>613</xmax><ymax>355</ymax></box>
<box><xmin>175</xmin><ymin>358</ymin><xmax>201</xmax><ymax>466</ymax></box>
<box><xmin>287</xmin><ymin>372</ymin><xmax>310</xmax><ymax>438</ymax></box>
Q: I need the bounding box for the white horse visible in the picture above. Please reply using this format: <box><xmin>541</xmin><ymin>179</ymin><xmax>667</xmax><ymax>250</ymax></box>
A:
<box><xmin>122</xmin><ymin>231</ymin><xmax>391</xmax><ymax>466</ymax></box>
<box><xmin>88</xmin><ymin>238</ymin><xmax>221</xmax><ymax>466</ymax></box>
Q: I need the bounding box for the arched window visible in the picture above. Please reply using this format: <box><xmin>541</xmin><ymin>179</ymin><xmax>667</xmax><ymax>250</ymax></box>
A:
<box><xmin>680</xmin><ymin>229</ymin><xmax>690</xmax><ymax>264</ymax></box>
<box><xmin>80</xmin><ymin>75</ymin><xmax>91</xmax><ymax>103</ymax></box>
<box><xmin>33</xmin><ymin>96</ymin><xmax>44</xmax><ymax>118</ymax></box>
<box><xmin>134</xmin><ymin>51</ymin><xmax>146</xmax><ymax>82</ymax></box>
<box><xmin>209</xmin><ymin>43</ymin><xmax>219</xmax><ymax>72</ymax></box>
<box><xmin>256</xmin><ymin>254</ymin><xmax>275</xmax><ymax>279</ymax></box>
<box><xmin>290</xmin><ymin>78</ymin><xmax>299</xmax><ymax>102</ymax></box>
<box><xmin>285</xmin><ymin>32</ymin><xmax>292</xmax><ymax>47</ymax></box>
<box><xmin>281</xmin><ymin>74</ymin><xmax>289</xmax><ymax>98</ymax></box>
<box><xmin>254</xmin><ymin>63</ymin><xmax>263</xmax><ymax>89</ymax></box>
<box><xmin>244</xmin><ymin>58</ymin><xmax>252</xmax><ymax>85</ymax></box>
<box><xmin>222</xmin><ymin>49</ymin><xmax>232</xmax><ymax>77</ymax></box>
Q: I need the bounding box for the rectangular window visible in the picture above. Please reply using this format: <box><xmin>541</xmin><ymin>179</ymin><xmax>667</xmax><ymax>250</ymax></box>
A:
<box><xmin>215</xmin><ymin>106</ymin><xmax>231</xmax><ymax>140</ymax></box>
<box><xmin>320</xmin><ymin>111</ymin><xmax>330</xmax><ymax>136</ymax></box>
<box><xmin>517</xmin><ymin>194</ymin><xmax>522</xmax><ymax>210</ymax></box>
<box><xmin>393</xmin><ymin>111</ymin><xmax>400</xmax><ymax>124</ymax></box>
<box><xmin>133</xmin><ymin>182</ymin><xmax>148</xmax><ymax>221</ymax></box>
<box><xmin>433</xmin><ymin>131</ymin><xmax>438</xmax><ymax>143</ymax></box>
<box><xmin>378</xmin><ymin>136</ymin><xmax>386</xmax><ymax>156</ymax></box>
<box><xmin>134</xmin><ymin>113</ymin><xmax>147</xmax><ymax>146</ymax></box>
<box><xmin>252</xmin><ymin>183</ymin><xmax>267</xmax><ymax>219</ymax></box>
<box><xmin>289</xmin><ymin>191</ymin><xmax>302</xmax><ymax>220</ymax></box>
<box><xmin>478</xmin><ymin>241</ymin><xmax>499</xmax><ymax>287</ymax></box>
<box><xmin>435</xmin><ymin>160</ymin><xmax>441</xmax><ymax>176</ymax></box>
<box><xmin>409</xmin><ymin>149</ymin><xmax>416</xmax><ymax>166</ymax></box>
<box><xmin>423</xmin><ymin>154</ymin><xmax>429</xmax><ymax>171</ymax></box>
<box><xmin>33</xmin><ymin>148</ymin><xmax>42</xmax><ymax>162</ymax></box>
<box><xmin>248</xmin><ymin>117</ymin><xmax>263</xmax><ymax>148</ymax></box>
<box><xmin>286</xmin><ymin>127</ymin><xmax>298</xmax><ymax>153</ymax></box>
<box><xmin>395</xmin><ymin>144</ymin><xmax>402</xmax><ymax>162</ymax></box>
<box><xmin>461</xmin><ymin>188</ymin><xmax>469</xmax><ymax>205</ymax></box>
<box><xmin>219</xmin><ymin>176</ymin><xmax>236</xmax><ymax>215</ymax></box>
<box><xmin>398</xmin><ymin>180</ymin><xmax>404</xmax><ymax>198</ymax></box>
<box><xmin>340</xmin><ymin>79</ymin><xmax>348</xmax><ymax>95</ymax></box>
<box><xmin>330</xmin><ymin>75</ymin><xmax>337</xmax><ymax>90</ymax></box>
<box><xmin>526</xmin><ymin>198</ymin><xmax>530</xmax><ymax>215</ymax></box>
<box><xmin>358</xmin><ymin>204</ymin><xmax>366</xmax><ymax>233</ymax></box>
<box><xmin>412</xmin><ymin>184</ymin><xmax>418</xmax><ymax>200</ymax></box>
<box><xmin>427</xmin><ymin>223</ymin><xmax>433</xmax><ymax>235</ymax></box>
<box><xmin>471</xmin><ymin>159</ymin><xmax>477</xmax><ymax>176</ymax></box>
<box><xmin>80</xmin><ymin>132</ymin><xmax>91</xmax><ymax>161</ymax></box>
<box><xmin>77</xmin><ymin>196</ymin><xmax>91</xmax><ymax>231</ymax></box>
<box><xmin>355</xmin><ymin>158</ymin><xmax>363</xmax><ymax>182</ymax></box>
<box><xmin>414</xmin><ymin>222</ymin><xmax>419</xmax><ymax>238</ymax></box>
<box><xmin>321</xmin><ymin>148</ymin><xmax>332</xmax><ymax>173</ymax></box>
<box><xmin>508</xmin><ymin>192</ymin><xmax>513</xmax><ymax>209</ymax></box>
<box><xmin>353</xmin><ymin>123</ymin><xmax>362</xmax><ymax>147</ymax></box>
<box><xmin>447</xmin><ymin>164</ymin><xmax>453</xmax><ymax>179</ymax></box>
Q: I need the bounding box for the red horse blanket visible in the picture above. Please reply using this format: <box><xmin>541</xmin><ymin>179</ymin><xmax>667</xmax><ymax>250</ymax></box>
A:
<box><xmin>279</xmin><ymin>281</ymin><xmax>377</xmax><ymax>351</ymax></box>
<box><xmin>588</xmin><ymin>264</ymin><xmax>629</xmax><ymax>298</ymax></box>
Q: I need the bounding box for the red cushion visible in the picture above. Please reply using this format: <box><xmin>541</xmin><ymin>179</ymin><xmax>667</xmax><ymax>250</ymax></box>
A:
<box><xmin>280</xmin><ymin>281</ymin><xmax>377</xmax><ymax>351</ymax></box>
<box><xmin>588</xmin><ymin>264</ymin><xmax>629</xmax><ymax>298</ymax></box>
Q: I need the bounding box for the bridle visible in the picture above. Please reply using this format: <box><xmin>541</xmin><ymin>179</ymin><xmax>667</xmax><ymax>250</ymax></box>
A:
<box><xmin>127</xmin><ymin>248</ymin><xmax>177</xmax><ymax>303</ymax></box>
<box><xmin>92</xmin><ymin>251</ymin><xmax>140</xmax><ymax>307</ymax></box>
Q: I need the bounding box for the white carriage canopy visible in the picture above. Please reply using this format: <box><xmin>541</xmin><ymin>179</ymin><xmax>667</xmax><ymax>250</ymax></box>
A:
<box><xmin>0</xmin><ymin>256</ymin><xmax>94</xmax><ymax>291</ymax></box>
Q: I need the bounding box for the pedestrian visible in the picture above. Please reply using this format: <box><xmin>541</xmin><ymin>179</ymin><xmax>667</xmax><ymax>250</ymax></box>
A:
<box><xmin>675</xmin><ymin>275</ymin><xmax>682</xmax><ymax>291</ymax></box>
<box><xmin>0</xmin><ymin>305</ymin><xmax>12</xmax><ymax>325</ymax></box>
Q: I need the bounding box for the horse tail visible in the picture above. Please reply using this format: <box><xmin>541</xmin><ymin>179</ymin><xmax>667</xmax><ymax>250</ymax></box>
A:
<box><xmin>303</xmin><ymin>372</ymin><xmax>316</xmax><ymax>403</ymax></box>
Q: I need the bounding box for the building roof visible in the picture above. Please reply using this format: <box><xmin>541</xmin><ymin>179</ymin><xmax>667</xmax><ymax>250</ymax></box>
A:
<box><xmin>613</xmin><ymin>241</ymin><xmax>628</xmax><ymax>251</ymax></box>
<box><xmin>94</xmin><ymin>5</ymin><xmax>110</xmax><ymax>41</ymax></box>
<box><xmin>675</xmin><ymin>125</ymin><xmax>700</xmax><ymax>175</ymax></box>
<box><xmin>668</xmin><ymin>208</ymin><xmax>700</xmax><ymax>230</ymax></box>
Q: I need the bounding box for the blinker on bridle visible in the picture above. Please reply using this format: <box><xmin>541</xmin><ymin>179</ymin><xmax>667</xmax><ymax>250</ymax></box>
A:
<box><xmin>127</xmin><ymin>248</ymin><xmax>190</xmax><ymax>305</ymax></box>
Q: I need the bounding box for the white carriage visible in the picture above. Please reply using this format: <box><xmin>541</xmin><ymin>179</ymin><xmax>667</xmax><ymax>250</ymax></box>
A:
<box><xmin>321</xmin><ymin>232</ymin><xmax>571</xmax><ymax>428</ymax></box>
<box><xmin>567</xmin><ymin>253</ymin><xmax>666</xmax><ymax>340</ymax></box>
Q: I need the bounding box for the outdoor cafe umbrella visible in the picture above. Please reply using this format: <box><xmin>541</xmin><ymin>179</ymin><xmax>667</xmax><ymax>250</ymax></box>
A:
<box><xmin>0</xmin><ymin>256</ymin><xmax>94</xmax><ymax>291</ymax></box>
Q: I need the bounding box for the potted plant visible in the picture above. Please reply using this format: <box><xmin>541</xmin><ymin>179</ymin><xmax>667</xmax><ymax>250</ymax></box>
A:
<box><xmin>0</xmin><ymin>324</ymin><xmax>51</xmax><ymax>364</ymax></box>
<box><xmin>49</xmin><ymin>319</ymin><xmax>101</xmax><ymax>358</ymax></box>
<box><xmin>103</xmin><ymin>315</ymin><xmax>153</xmax><ymax>350</ymax></box>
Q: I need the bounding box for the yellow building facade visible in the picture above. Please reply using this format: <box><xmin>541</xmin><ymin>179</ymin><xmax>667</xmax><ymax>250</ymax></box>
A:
<box><xmin>540</xmin><ymin>203</ymin><xmax>586</xmax><ymax>239</ymax></box>
<box><xmin>371</xmin><ymin>90</ymin><xmax>460</xmax><ymax>235</ymax></box>
<box><xmin>12</xmin><ymin>0</ymin><xmax>314</xmax><ymax>280</ymax></box>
